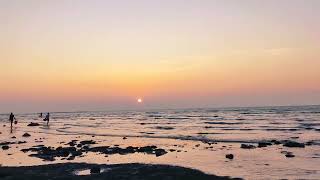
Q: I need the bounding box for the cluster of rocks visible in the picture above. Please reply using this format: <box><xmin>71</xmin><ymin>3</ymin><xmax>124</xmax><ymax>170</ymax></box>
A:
<box><xmin>240</xmin><ymin>139</ymin><xmax>309</xmax><ymax>150</ymax></box>
<box><xmin>21</xmin><ymin>140</ymin><xmax>168</xmax><ymax>161</ymax></box>
<box><xmin>222</xmin><ymin>139</ymin><xmax>313</xmax><ymax>160</ymax></box>
<box><xmin>21</xmin><ymin>145</ymin><xmax>83</xmax><ymax>161</ymax></box>
<box><xmin>0</xmin><ymin>141</ymin><xmax>27</xmax><ymax>151</ymax></box>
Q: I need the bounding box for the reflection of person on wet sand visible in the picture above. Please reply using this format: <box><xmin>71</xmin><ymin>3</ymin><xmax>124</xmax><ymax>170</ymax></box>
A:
<box><xmin>43</xmin><ymin>113</ymin><xmax>50</xmax><ymax>125</ymax></box>
<box><xmin>9</xmin><ymin>112</ymin><xmax>16</xmax><ymax>131</ymax></box>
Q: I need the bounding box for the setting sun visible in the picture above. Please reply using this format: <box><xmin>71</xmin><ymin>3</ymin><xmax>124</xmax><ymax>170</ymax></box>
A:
<box><xmin>137</xmin><ymin>98</ymin><xmax>143</xmax><ymax>103</ymax></box>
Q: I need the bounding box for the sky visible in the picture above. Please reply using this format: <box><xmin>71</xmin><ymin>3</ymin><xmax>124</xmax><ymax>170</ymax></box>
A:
<box><xmin>0</xmin><ymin>0</ymin><xmax>320</xmax><ymax>113</ymax></box>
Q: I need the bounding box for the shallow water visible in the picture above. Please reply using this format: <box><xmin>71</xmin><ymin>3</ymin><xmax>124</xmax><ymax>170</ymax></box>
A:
<box><xmin>0</xmin><ymin>105</ymin><xmax>319</xmax><ymax>179</ymax></box>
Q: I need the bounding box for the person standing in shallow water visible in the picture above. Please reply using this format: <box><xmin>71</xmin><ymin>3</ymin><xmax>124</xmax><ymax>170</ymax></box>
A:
<box><xmin>39</xmin><ymin>112</ymin><xmax>42</xmax><ymax>118</ymax></box>
<box><xmin>44</xmin><ymin>113</ymin><xmax>50</xmax><ymax>125</ymax></box>
<box><xmin>9</xmin><ymin>112</ymin><xmax>16</xmax><ymax>129</ymax></box>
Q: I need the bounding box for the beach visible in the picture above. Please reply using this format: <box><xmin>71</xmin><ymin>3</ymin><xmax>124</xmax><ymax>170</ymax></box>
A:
<box><xmin>0</xmin><ymin>106</ymin><xmax>319</xmax><ymax>179</ymax></box>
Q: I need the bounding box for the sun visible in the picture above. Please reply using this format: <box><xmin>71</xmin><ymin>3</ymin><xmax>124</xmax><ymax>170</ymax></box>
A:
<box><xmin>137</xmin><ymin>98</ymin><xmax>143</xmax><ymax>103</ymax></box>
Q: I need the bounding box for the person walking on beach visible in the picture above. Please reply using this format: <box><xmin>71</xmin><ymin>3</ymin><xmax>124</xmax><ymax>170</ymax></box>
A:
<box><xmin>44</xmin><ymin>113</ymin><xmax>50</xmax><ymax>125</ymax></box>
<box><xmin>9</xmin><ymin>112</ymin><xmax>16</xmax><ymax>129</ymax></box>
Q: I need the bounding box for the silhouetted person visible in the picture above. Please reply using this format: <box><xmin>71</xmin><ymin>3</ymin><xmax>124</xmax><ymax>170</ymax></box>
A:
<box><xmin>9</xmin><ymin>112</ymin><xmax>16</xmax><ymax>130</ymax></box>
<box><xmin>39</xmin><ymin>112</ymin><xmax>43</xmax><ymax>118</ymax></box>
<box><xmin>44</xmin><ymin>113</ymin><xmax>50</xmax><ymax>125</ymax></box>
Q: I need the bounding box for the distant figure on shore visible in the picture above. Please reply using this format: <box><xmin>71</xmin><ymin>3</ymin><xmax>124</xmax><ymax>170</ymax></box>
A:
<box><xmin>39</xmin><ymin>112</ymin><xmax>43</xmax><ymax>118</ymax></box>
<box><xmin>9</xmin><ymin>112</ymin><xmax>16</xmax><ymax>130</ymax></box>
<box><xmin>43</xmin><ymin>113</ymin><xmax>50</xmax><ymax>125</ymax></box>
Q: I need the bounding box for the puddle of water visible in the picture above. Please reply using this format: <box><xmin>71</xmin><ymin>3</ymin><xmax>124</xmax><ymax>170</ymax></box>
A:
<box><xmin>74</xmin><ymin>168</ymin><xmax>110</xmax><ymax>176</ymax></box>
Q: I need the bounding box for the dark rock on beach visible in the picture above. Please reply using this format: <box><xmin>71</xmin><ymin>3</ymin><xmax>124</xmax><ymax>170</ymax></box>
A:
<box><xmin>21</xmin><ymin>145</ymin><xmax>83</xmax><ymax>161</ymax></box>
<box><xmin>226</xmin><ymin>154</ymin><xmax>234</xmax><ymax>160</ymax></box>
<box><xmin>155</xmin><ymin>149</ymin><xmax>167</xmax><ymax>157</ymax></box>
<box><xmin>155</xmin><ymin>126</ymin><xmax>175</xmax><ymax>130</ymax></box>
<box><xmin>306</xmin><ymin>141</ymin><xmax>315</xmax><ymax>146</ymax></box>
<box><xmin>66</xmin><ymin>140</ymin><xmax>78</xmax><ymax>146</ymax></box>
<box><xmin>271</xmin><ymin>139</ymin><xmax>282</xmax><ymax>145</ymax></box>
<box><xmin>22</xmin><ymin>133</ymin><xmax>31</xmax><ymax>137</ymax></box>
<box><xmin>283</xmin><ymin>151</ymin><xmax>295</xmax><ymax>158</ymax></box>
<box><xmin>79</xmin><ymin>140</ymin><xmax>96</xmax><ymax>145</ymax></box>
<box><xmin>240</xmin><ymin>144</ymin><xmax>256</xmax><ymax>149</ymax></box>
<box><xmin>2</xmin><ymin>145</ymin><xmax>10</xmax><ymax>150</ymax></box>
<box><xmin>27</xmin><ymin>122</ymin><xmax>40</xmax><ymax>126</ymax></box>
<box><xmin>0</xmin><ymin>142</ymin><xmax>12</xmax><ymax>146</ymax></box>
<box><xmin>258</xmin><ymin>141</ymin><xmax>272</xmax><ymax>148</ymax></box>
<box><xmin>283</xmin><ymin>140</ymin><xmax>305</xmax><ymax>148</ymax></box>
<box><xmin>285</xmin><ymin>153</ymin><xmax>295</xmax><ymax>158</ymax></box>
<box><xmin>0</xmin><ymin>141</ymin><xmax>26</xmax><ymax>146</ymax></box>
<box><xmin>21</xmin><ymin>143</ymin><xmax>168</xmax><ymax>161</ymax></box>
<box><xmin>0</xmin><ymin>163</ymin><xmax>240</xmax><ymax>180</ymax></box>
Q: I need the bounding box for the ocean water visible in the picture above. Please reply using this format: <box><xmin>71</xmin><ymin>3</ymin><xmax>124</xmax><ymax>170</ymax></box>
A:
<box><xmin>0</xmin><ymin>105</ymin><xmax>319</xmax><ymax>179</ymax></box>
<box><xmin>1</xmin><ymin>105</ymin><xmax>319</xmax><ymax>143</ymax></box>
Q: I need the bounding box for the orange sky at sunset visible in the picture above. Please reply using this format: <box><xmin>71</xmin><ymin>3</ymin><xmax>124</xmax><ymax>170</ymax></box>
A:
<box><xmin>1</xmin><ymin>0</ymin><xmax>320</xmax><ymax>113</ymax></box>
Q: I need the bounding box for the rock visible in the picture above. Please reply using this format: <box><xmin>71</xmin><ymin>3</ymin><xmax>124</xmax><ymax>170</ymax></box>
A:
<box><xmin>79</xmin><ymin>140</ymin><xmax>96</xmax><ymax>145</ymax></box>
<box><xmin>76</xmin><ymin>144</ymin><xmax>82</xmax><ymax>148</ymax></box>
<box><xmin>90</xmin><ymin>166</ymin><xmax>101</xmax><ymax>174</ymax></box>
<box><xmin>123</xmin><ymin>137</ymin><xmax>127</xmax><ymax>140</ymax></box>
<box><xmin>82</xmin><ymin>145</ymin><xmax>90</xmax><ymax>150</ymax></box>
<box><xmin>258</xmin><ymin>141</ymin><xmax>272</xmax><ymax>148</ymax></box>
<box><xmin>306</xmin><ymin>141</ymin><xmax>314</xmax><ymax>146</ymax></box>
<box><xmin>22</xmin><ymin>133</ymin><xmax>31</xmax><ymax>137</ymax></box>
<box><xmin>225</xmin><ymin>154</ymin><xmax>234</xmax><ymax>159</ymax></box>
<box><xmin>283</xmin><ymin>141</ymin><xmax>305</xmax><ymax>148</ymax></box>
<box><xmin>240</xmin><ymin>144</ymin><xmax>256</xmax><ymax>149</ymax></box>
<box><xmin>11</xmin><ymin>136</ymin><xmax>16</xmax><ymax>139</ymax></box>
<box><xmin>285</xmin><ymin>152</ymin><xmax>295</xmax><ymax>158</ymax></box>
<box><xmin>138</xmin><ymin>146</ymin><xmax>156</xmax><ymax>153</ymax></box>
<box><xmin>155</xmin><ymin>126</ymin><xmax>175</xmax><ymax>130</ymax></box>
<box><xmin>66</xmin><ymin>140</ymin><xmax>78</xmax><ymax>146</ymax></box>
<box><xmin>2</xmin><ymin>145</ymin><xmax>10</xmax><ymax>150</ymax></box>
<box><xmin>27</xmin><ymin>122</ymin><xmax>40</xmax><ymax>126</ymax></box>
<box><xmin>271</xmin><ymin>140</ymin><xmax>282</xmax><ymax>145</ymax></box>
<box><xmin>56</xmin><ymin>146</ymin><xmax>76</xmax><ymax>157</ymax></box>
<box><xmin>155</xmin><ymin>149</ymin><xmax>167</xmax><ymax>157</ymax></box>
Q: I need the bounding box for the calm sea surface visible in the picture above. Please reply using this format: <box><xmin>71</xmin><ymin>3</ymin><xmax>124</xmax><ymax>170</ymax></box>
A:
<box><xmin>0</xmin><ymin>105</ymin><xmax>319</xmax><ymax>179</ymax></box>
<box><xmin>1</xmin><ymin>105</ymin><xmax>319</xmax><ymax>143</ymax></box>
